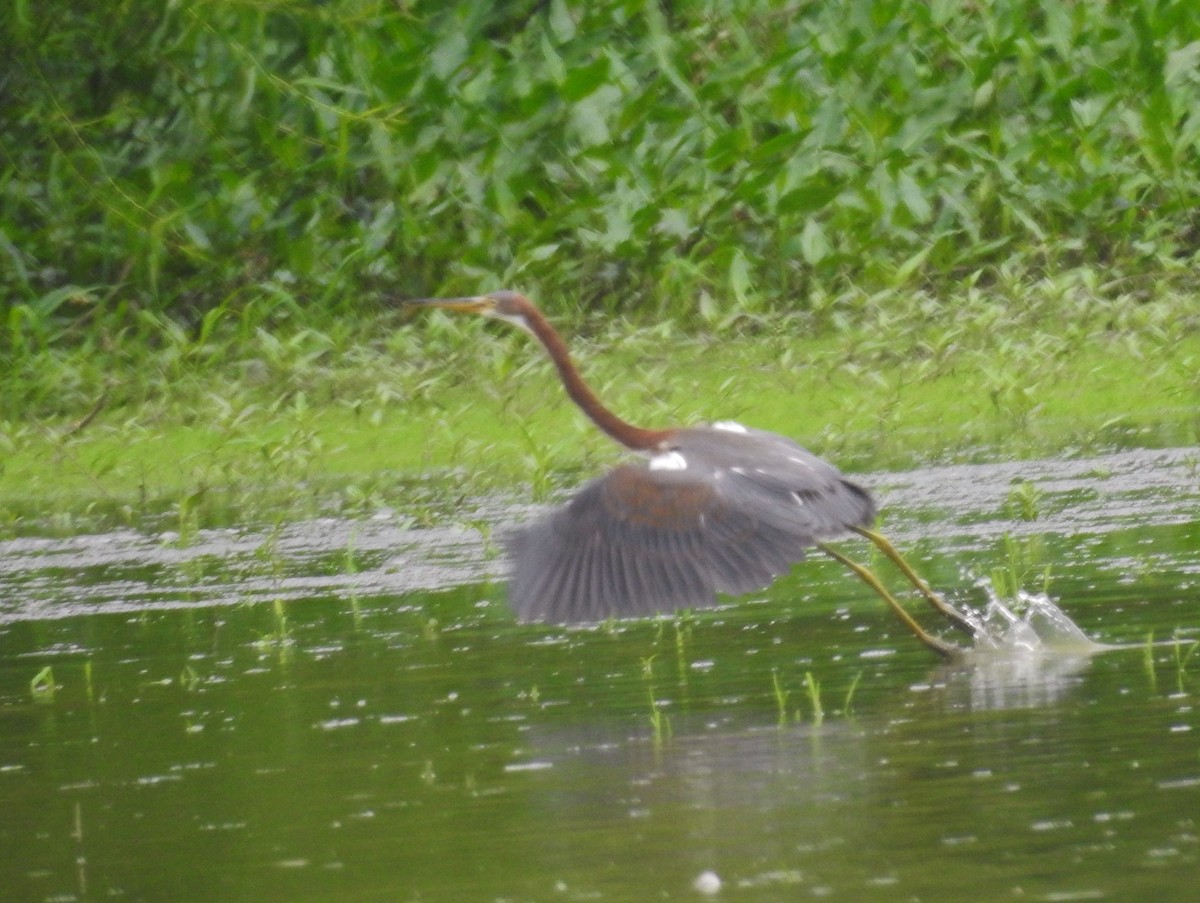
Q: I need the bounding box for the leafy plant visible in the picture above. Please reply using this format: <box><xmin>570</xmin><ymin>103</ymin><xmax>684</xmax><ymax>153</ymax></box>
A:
<box><xmin>1003</xmin><ymin>480</ymin><xmax>1044</xmax><ymax>522</ymax></box>
<box><xmin>5</xmin><ymin>0</ymin><xmax>1200</xmax><ymax>351</ymax></box>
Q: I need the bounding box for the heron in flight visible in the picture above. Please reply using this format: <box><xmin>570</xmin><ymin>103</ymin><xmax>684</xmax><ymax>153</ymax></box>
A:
<box><xmin>410</xmin><ymin>291</ymin><xmax>973</xmax><ymax>657</ymax></box>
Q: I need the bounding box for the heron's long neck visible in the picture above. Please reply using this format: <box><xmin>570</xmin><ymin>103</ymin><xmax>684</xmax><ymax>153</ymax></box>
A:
<box><xmin>524</xmin><ymin>308</ymin><xmax>671</xmax><ymax>451</ymax></box>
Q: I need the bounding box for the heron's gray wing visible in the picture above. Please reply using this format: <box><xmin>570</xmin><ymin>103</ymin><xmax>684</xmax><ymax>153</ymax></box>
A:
<box><xmin>507</xmin><ymin>446</ymin><xmax>874</xmax><ymax>624</ymax></box>
<box><xmin>676</xmin><ymin>427</ymin><xmax>877</xmax><ymax>540</ymax></box>
<box><xmin>508</xmin><ymin>466</ymin><xmax>715</xmax><ymax>622</ymax></box>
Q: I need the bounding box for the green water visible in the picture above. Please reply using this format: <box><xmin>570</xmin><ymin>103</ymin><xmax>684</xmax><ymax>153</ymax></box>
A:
<box><xmin>2</xmin><ymin>450</ymin><xmax>1198</xmax><ymax>902</ymax></box>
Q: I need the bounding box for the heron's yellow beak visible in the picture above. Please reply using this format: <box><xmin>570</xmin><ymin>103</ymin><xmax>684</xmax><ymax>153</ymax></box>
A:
<box><xmin>406</xmin><ymin>296</ymin><xmax>495</xmax><ymax>315</ymax></box>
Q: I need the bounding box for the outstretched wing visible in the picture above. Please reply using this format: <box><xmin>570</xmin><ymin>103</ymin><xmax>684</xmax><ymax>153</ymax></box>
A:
<box><xmin>507</xmin><ymin>427</ymin><xmax>875</xmax><ymax>623</ymax></box>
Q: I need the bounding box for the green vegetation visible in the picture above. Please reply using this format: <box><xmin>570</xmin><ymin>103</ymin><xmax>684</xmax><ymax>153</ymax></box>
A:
<box><xmin>1144</xmin><ymin>630</ymin><xmax>1199</xmax><ymax>696</ymax></box>
<box><xmin>29</xmin><ymin>665</ymin><xmax>57</xmax><ymax>702</ymax></box>
<box><xmin>989</xmin><ymin>533</ymin><xmax>1051</xmax><ymax>601</ymax></box>
<box><xmin>3</xmin><ymin>0</ymin><xmax>1199</xmax><ymax>532</ymax></box>
<box><xmin>803</xmin><ymin>671</ymin><xmax>824</xmax><ymax>726</ymax></box>
<box><xmin>1172</xmin><ymin>631</ymin><xmax>1198</xmax><ymax>695</ymax></box>
<box><xmin>841</xmin><ymin>670</ymin><xmax>863</xmax><ymax>716</ymax></box>
<box><xmin>772</xmin><ymin>668</ymin><xmax>861</xmax><ymax>724</ymax></box>
<box><xmin>771</xmin><ymin>668</ymin><xmax>791</xmax><ymax>725</ymax></box>
<box><xmin>641</xmin><ymin>654</ymin><xmax>673</xmax><ymax>744</ymax></box>
<box><xmin>1002</xmin><ymin>480</ymin><xmax>1043</xmax><ymax>522</ymax></box>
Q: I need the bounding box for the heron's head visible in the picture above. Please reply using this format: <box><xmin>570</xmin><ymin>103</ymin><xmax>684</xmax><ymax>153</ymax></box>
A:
<box><xmin>407</xmin><ymin>290</ymin><xmax>537</xmax><ymax>334</ymax></box>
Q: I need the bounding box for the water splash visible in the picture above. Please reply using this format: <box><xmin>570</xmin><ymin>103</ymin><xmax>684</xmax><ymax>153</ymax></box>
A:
<box><xmin>963</xmin><ymin>576</ymin><xmax>1104</xmax><ymax>654</ymax></box>
<box><xmin>917</xmin><ymin>578</ymin><xmax>1110</xmax><ymax>711</ymax></box>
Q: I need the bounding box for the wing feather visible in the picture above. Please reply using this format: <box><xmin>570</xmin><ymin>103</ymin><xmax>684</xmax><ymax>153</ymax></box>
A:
<box><xmin>507</xmin><ymin>426</ymin><xmax>875</xmax><ymax>624</ymax></box>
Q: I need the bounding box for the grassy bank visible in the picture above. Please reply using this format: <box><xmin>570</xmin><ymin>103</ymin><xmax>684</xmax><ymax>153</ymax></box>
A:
<box><xmin>2</xmin><ymin>277</ymin><xmax>1197</xmax><ymax>536</ymax></box>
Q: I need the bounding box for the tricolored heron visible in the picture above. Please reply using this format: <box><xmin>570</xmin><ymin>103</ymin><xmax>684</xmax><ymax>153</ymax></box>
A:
<box><xmin>410</xmin><ymin>291</ymin><xmax>974</xmax><ymax>657</ymax></box>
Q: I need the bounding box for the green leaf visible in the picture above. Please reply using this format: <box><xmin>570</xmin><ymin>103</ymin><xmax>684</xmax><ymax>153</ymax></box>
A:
<box><xmin>1165</xmin><ymin>41</ymin><xmax>1200</xmax><ymax>88</ymax></box>
<box><xmin>429</xmin><ymin>31</ymin><xmax>469</xmax><ymax>80</ymax></box>
<box><xmin>799</xmin><ymin>219</ymin><xmax>831</xmax><ymax>265</ymax></box>
<box><xmin>562</xmin><ymin>57</ymin><xmax>611</xmax><ymax>102</ymax></box>
<box><xmin>777</xmin><ymin>177</ymin><xmax>842</xmax><ymax>215</ymax></box>
<box><xmin>729</xmin><ymin>250</ymin><xmax>754</xmax><ymax>308</ymax></box>
<box><xmin>898</xmin><ymin>171</ymin><xmax>932</xmax><ymax>223</ymax></box>
<box><xmin>547</xmin><ymin>0</ymin><xmax>576</xmax><ymax>43</ymax></box>
<box><xmin>973</xmin><ymin>79</ymin><xmax>994</xmax><ymax>109</ymax></box>
<box><xmin>570</xmin><ymin>93</ymin><xmax>612</xmax><ymax>146</ymax></box>
<box><xmin>538</xmin><ymin>32</ymin><xmax>567</xmax><ymax>86</ymax></box>
<box><xmin>890</xmin><ymin>243</ymin><xmax>933</xmax><ymax>286</ymax></box>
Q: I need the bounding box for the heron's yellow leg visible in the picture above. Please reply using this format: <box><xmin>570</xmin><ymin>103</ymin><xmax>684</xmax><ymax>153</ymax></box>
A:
<box><xmin>819</xmin><ymin>543</ymin><xmax>962</xmax><ymax>659</ymax></box>
<box><xmin>853</xmin><ymin>527</ymin><xmax>976</xmax><ymax>637</ymax></box>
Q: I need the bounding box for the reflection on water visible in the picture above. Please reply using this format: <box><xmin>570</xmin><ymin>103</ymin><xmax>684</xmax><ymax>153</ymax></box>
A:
<box><xmin>912</xmin><ymin>580</ymin><xmax>1109</xmax><ymax>711</ymax></box>
<box><xmin>934</xmin><ymin>647</ymin><xmax>1098</xmax><ymax>712</ymax></box>
<box><xmin>1</xmin><ymin>448</ymin><xmax>1198</xmax><ymax>901</ymax></box>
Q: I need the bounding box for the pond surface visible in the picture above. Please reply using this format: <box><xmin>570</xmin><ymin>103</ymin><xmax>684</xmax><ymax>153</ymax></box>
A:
<box><xmin>2</xmin><ymin>448</ymin><xmax>1199</xmax><ymax>902</ymax></box>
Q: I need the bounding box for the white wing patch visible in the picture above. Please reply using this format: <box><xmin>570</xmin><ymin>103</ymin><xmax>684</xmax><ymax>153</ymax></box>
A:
<box><xmin>712</xmin><ymin>420</ymin><xmax>748</xmax><ymax>433</ymax></box>
<box><xmin>649</xmin><ymin>450</ymin><xmax>688</xmax><ymax>471</ymax></box>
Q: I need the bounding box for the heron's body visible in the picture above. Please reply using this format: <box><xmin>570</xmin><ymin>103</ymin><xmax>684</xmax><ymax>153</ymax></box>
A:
<box><xmin>511</xmin><ymin>424</ymin><xmax>873</xmax><ymax>622</ymax></box>
<box><xmin>410</xmin><ymin>290</ymin><xmax>970</xmax><ymax>656</ymax></box>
